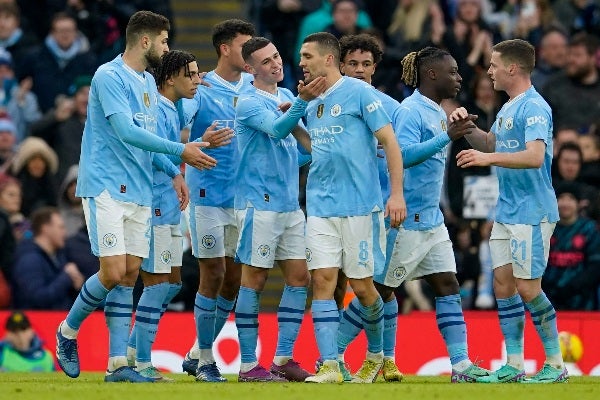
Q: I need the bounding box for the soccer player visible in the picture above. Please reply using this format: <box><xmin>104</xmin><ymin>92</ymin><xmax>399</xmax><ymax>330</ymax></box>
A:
<box><xmin>299</xmin><ymin>32</ymin><xmax>406</xmax><ymax>384</ymax></box>
<box><xmin>337</xmin><ymin>44</ymin><xmax>490</xmax><ymax>383</ymax></box>
<box><xmin>55</xmin><ymin>11</ymin><xmax>216</xmax><ymax>383</ymax></box>
<box><xmin>233</xmin><ymin>37</ymin><xmax>326</xmax><ymax>382</ymax></box>
<box><xmin>332</xmin><ymin>33</ymin><xmax>403</xmax><ymax>382</ymax></box>
<box><xmin>125</xmin><ymin>50</ymin><xmax>234</xmax><ymax>381</ymax></box>
<box><xmin>180</xmin><ymin>19</ymin><xmax>256</xmax><ymax>382</ymax></box>
<box><xmin>453</xmin><ymin>39</ymin><xmax>568</xmax><ymax>383</ymax></box>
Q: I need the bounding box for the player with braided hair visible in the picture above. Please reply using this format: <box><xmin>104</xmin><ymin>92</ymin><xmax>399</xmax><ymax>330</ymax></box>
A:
<box><xmin>335</xmin><ymin>41</ymin><xmax>487</xmax><ymax>383</ymax></box>
<box><xmin>124</xmin><ymin>50</ymin><xmax>233</xmax><ymax>381</ymax></box>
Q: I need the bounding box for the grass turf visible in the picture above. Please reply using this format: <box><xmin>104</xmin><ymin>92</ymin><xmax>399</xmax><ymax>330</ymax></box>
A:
<box><xmin>2</xmin><ymin>373</ymin><xmax>599</xmax><ymax>400</ymax></box>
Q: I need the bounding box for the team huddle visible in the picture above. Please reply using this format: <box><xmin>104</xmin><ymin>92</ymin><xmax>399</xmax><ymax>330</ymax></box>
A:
<box><xmin>53</xmin><ymin>11</ymin><xmax>568</xmax><ymax>384</ymax></box>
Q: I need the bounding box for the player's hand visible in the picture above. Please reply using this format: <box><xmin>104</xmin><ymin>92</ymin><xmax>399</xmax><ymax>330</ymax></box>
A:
<box><xmin>201</xmin><ymin>121</ymin><xmax>234</xmax><ymax>148</ymax></box>
<box><xmin>181</xmin><ymin>141</ymin><xmax>217</xmax><ymax>170</ymax></box>
<box><xmin>172</xmin><ymin>174</ymin><xmax>189</xmax><ymax>211</ymax></box>
<box><xmin>447</xmin><ymin>114</ymin><xmax>478</xmax><ymax>141</ymax></box>
<box><xmin>385</xmin><ymin>193</ymin><xmax>407</xmax><ymax>228</ymax></box>
<box><xmin>278</xmin><ymin>102</ymin><xmax>292</xmax><ymax>113</ymax></box>
<box><xmin>297</xmin><ymin>76</ymin><xmax>327</xmax><ymax>101</ymax></box>
<box><xmin>456</xmin><ymin>149</ymin><xmax>491</xmax><ymax>168</ymax></box>
<box><xmin>448</xmin><ymin>106</ymin><xmax>469</xmax><ymax>122</ymax></box>
<box><xmin>199</xmin><ymin>72</ymin><xmax>210</xmax><ymax>87</ymax></box>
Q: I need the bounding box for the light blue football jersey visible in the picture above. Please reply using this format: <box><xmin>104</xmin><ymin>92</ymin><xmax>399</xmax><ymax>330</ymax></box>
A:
<box><xmin>370</xmin><ymin>87</ymin><xmax>402</xmax><ymax>205</ymax></box>
<box><xmin>492</xmin><ymin>86</ymin><xmax>558</xmax><ymax>224</ymax></box>
<box><xmin>305</xmin><ymin>77</ymin><xmax>390</xmax><ymax>217</ymax></box>
<box><xmin>396</xmin><ymin>90</ymin><xmax>450</xmax><ymax>230</ymax></box>
<box><xmin>234</xmin><ymin>87</ymin><xmax>302</xmax><ymax>212</ymax></box>
<box><xmin>150</xmin><ymin>95</ymin><xmax>183</xmax><ymax>225</ymax></box>
<box><xmin>76</xmin><ymin>55</ymin><xmax>160</xmax><ymax>206</ymax></box>
<box><xmin>183</xmin><ymin>71</ymin><xmax>255</xmax><ymax>207</ymax></box>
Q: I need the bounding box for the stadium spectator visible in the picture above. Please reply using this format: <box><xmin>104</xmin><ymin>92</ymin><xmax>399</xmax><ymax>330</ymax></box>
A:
<box><xmin>30</xmin><ymin>75</ymin><xmax>90</xmax><ymax>187</ymax></box>
<box><xmin>531</xmin><ymin>28</ymin><xmax>568</xmax><ymax>91</ymax></box>
<box><xmin>9</xmin><ymin>136</ymin><xmax>58</xmax><ymax>217</ymax></box>
<box><xmin>11</xmin><ymin>206</ymin><xmax>84</xmax><ymax>310</ymax></box>
<box><xmin>443</xmin><ymin>0</ymin><xmax>497</xmax><ymax>92</ymax></box>
<box><xmin>552</xmin><ymin>0</ymin><xmax>600</xmax><ymax>36</ymax></box>
<box><xmin>544</xmin><ymin>182</ymin><xmax>600</xmax><ymax>310</ymax></box>
<box><xmin>553</xmin><ymin>141</ymin><xmax>599</xmax><ymax>216</ymax></box>
<box><xmin>0</xmin><ymin>49</ymin><xmax>41</xmax><ymax>143</ymax></box>
<box><xmin>512</xmin><ymin>0</ymin><xmax>562</xmax><ymax>47</ymax></box>
<box><xmin>553</xmin><ymin>126</ymin><xmax>579</xmax><ymax>156</ymax></box>
<box><xmin>542</xmin><ymin>32</ymin><xmax>600</xmax><ymax>133</ymax></box>
<box><xmin>294</xmin><ymin>0</ymin><xmax>372</xmax><ymax>65</ymax></box>
<box><xmin>323</xmin><ymin>0</ymin><xmax>364</xmax><ymax>39</ymax></box>
<box><xmin>0</xmin><ymin>311</ymin><xmax>54</xmax><ymax>371</ymax></box>
<box><xmin>20</xmin><ymin>12</ymin><xmax>96</xmax><ymax>112</ymax></box>
<box><xmin>578</xmin><ymin>132</ymin><xmax>600</xmax><ymax>187</ymax></box>
<box><xmin>57</xmin><ymin>164</ymin><xmax>82</xmax><ymax>237</ymax></box>
<box><xmin>0</xmin><ymin>2</ymin><xmax>39</xmax><ymax>75</ymax></box>
<box><xmin>0</xmin><ymin>172</ymin><xmax>28</xmax><ymax>242</ymax></box>
<box><xmin>0</xmin><ymin>117</ymin><xmax>16</xmax><ymax>170</ymax></box>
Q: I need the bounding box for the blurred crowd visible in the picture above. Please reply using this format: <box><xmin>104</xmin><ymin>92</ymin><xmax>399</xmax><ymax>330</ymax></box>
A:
<box><xmin>0</xmin><ymin>0</ymin><xmax>598</xmax><ymax>313</ymax></box>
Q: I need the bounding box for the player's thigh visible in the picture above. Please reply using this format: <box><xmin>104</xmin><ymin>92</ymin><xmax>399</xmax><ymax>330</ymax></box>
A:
<box><xmin>141</xmin><ymin>224</ymin><xmax>181</xmax><ymax>274</ymax></box>
<box><xmin>375</xmin><ymin>226</ymin><xmax>433</xmax><ymax>287</ymax></box>
<box><xmin>274</xmin><ymin>210</ymin><xmax>306</xmax><ymax>261</ymax></box>
<box><xmin>306</xmin><ymin>216</ymin><xmax>343</xmax><ymax>271</ymax></box>
<box><xmin>235</xmin><ymin>208</ymin><xmax>283</xmax><ymax>269</ymax></box>
<box><xmin>123</xmin><ymin>201</ymin><xmax>152</xmax><ymax>259</ymax></box>
<box><xmin>82</xmin><ymin>190</ymin><xmax>129</xmax><ymax>257</ymax></box>
<box><xmin>417</xmin><ymin>226</ymin><xmax>457</xmax><ymax>277</ymax></box>
<box><xmin>340</xmin><ymin>212</ymin><xmax>385</xmax><ymax>280</ymax></box>
<box><xmin>189</xmin><ymin>205</ymin><xmax>235</xmax><ymax>258</ymax></box>
<box><xmin>502</xmin><ymin>221</ymin><xmax>556</xmax><ymax>279</ymax></box>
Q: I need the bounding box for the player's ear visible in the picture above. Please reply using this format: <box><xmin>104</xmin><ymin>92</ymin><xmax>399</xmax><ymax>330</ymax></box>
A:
<box><xmin>427</xmin><ymin>68</ymin><xmax>436</xmax><ymax>80</ymax></box>
<box><xmin>243</xmin><ymin>63</ymin><xmax>254</xmax><ymax>75</ymax></box>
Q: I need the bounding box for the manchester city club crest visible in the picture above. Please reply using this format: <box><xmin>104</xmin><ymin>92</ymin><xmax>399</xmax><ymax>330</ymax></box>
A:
<box><xmin>143</xmin><ymin>92</ymin><xmax>150</xmax><ymax>107</ymax></box>
<box><xmin>201</xmin><ymin>235</ymin><xmax>216</xmax><ymax>249</ymax></box>
<box><xmin>440</xmin><ymin>120</ymin><xmax>447</xmax><ymax>131</ymax></box>
<box><xmin>305</xmin><ymin>248</ymin><xmax>312</xmax><ymax>262</ymax></box>
<box><xmin>393</xmin><ymin>266</ymin><xmax>406</xmax><ymax>280</ymax></box>
<box><xmin>102</xmin><ymin>233</ymin><xmax>117</xmax><ymax>248</ymax></box>
<box><xmin>317</xmin><ymin>103</ymin><xmax>324</xmax><ymax>118</ymax></box>
<box><xmin>257</xmin><ymin>244</ymin><xmax>271</xmax><ymax>258</ymax></box>
<box><xmin>160</xmin><ymin>250</ymin><xmax>172</xmax><ymax>264</ymax></box>
<box><xmin>505</xmin><ymin>117</ymin><xmax>514</xmax><ymax>130</ymax></box>
<box><xmin>330</xmin><ymin>104</ymin><xmax>341</xmax><ymax>117</ymax></box>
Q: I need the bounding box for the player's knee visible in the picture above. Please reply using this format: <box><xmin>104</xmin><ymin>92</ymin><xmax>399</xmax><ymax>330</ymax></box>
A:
<box><xmin>375</xmin><ymin>283</ymin><xmax>395</xmax><ymax>302</ymax></box>
<box><xmin>515</xmin><ymin>280</ymin><xmax>540</xmax><ymax>303</ymax></box>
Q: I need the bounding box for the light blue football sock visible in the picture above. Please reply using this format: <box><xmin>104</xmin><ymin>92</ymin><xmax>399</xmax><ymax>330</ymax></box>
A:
<box><xmin>383</xmin><ymin>298</ymin><xmax>398</xmax><ymax>358</ymax></box>
<box><xmin>337</xmin><ymin>297</ymin><xmax>363</xmax><ymax>354</ymax></box>
<box><xmin>215</xmin><ymin>295</ymin><xmax>235</xmax><ymax>339</ymax></box>
<box><xmin>360</xmin><ymin>296</ymin><xmax>384</xmax><ymax>354</ymax></box>
<box><xmin>275</xmin><ymin>285</ymin><xmax>307</xmax><ymax>357</ymax></box>
<box><xmin>312</xmin><ymin>299</ymin><xmax>339</xmax><ymax>361</ymax></box>
<box><xmin>497</xmin><ymin>294</ymin><xmax>525</xmax><ymax>361</ymax></box>
<box><xmin>525</xmin><ymin>292</ymin><xmax>561</xmax><ymax>357</ymax></box>
<box><xmin>195</xmin><ymin>293</ymin><xmax>217</xmax><ymax>352</ymax></box>
<box><xmin>135</xmin><ymin>282</ymin><xmax>170</xmax><ymax>363</ymax></box>
<box><xmin>127</xmin><ymin>282</ymin><xmax>182</xmax><ymax>351</ymax></box>
<box><xmin>162</xmin><ymin>283</ymin><xmax>182</xmax><ymax>314</ymax></box>
<box><xmin>104</xmin><ymin>285</ymin><xmax>134</xmax><ymax>358</ymax></box>
<box><xmin>65</xmin><ymin>273</ymin><xmax>109</xmax><ymax>331</ymax></box>
<box><xmin>436</xmin><ymin>294</ymin><xmax>469</xmax><ymax>365</ymax></box>
<box><xmin>235</xmin><ymin>286</ymin><xmax>260</xmax><ymax>364</ymax></box>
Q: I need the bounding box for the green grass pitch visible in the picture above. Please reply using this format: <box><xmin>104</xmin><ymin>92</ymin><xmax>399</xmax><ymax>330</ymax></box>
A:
<box><xmin>1</xmin><ymin>373</ymin><xmax>599</xmax><ymax>400</ymax></box>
